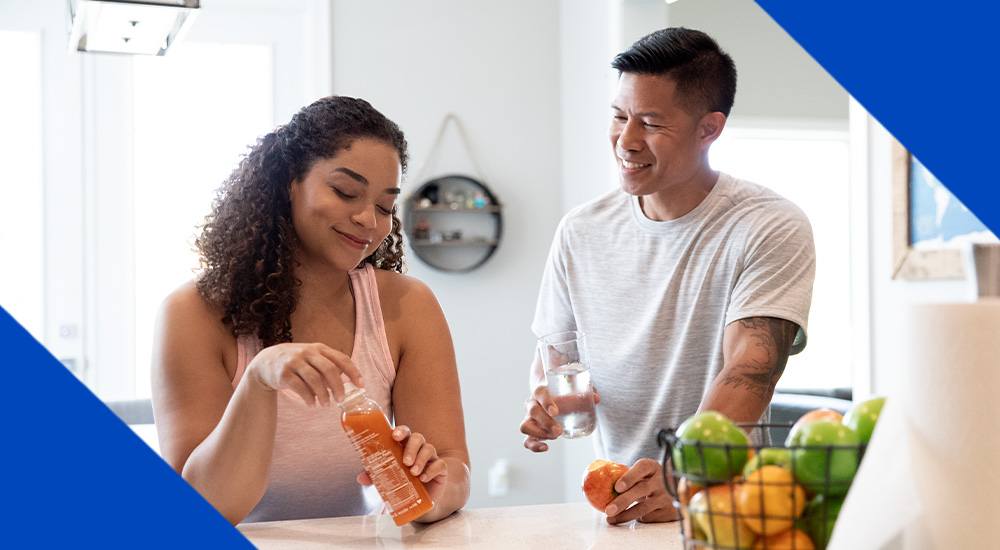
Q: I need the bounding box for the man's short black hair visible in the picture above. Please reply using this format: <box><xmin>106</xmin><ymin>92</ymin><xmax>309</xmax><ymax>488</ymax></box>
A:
<box><xmin>611</xmin><ymin>27</ymin><xmax>737</xmax><ymax>118</ymax></box>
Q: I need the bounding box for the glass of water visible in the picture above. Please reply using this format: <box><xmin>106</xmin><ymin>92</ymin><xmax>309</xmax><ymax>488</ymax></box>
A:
<box><xmin>538</xmin><ymin>330</ymin><xmax>596</xmax><ymax>439</ymax></box>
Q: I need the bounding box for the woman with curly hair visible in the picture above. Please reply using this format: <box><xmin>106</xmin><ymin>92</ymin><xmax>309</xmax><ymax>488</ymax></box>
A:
<box><xmin>150</xmin><ymin>96</ymin><xmax>470</xmax><ymax>525</ymax></box>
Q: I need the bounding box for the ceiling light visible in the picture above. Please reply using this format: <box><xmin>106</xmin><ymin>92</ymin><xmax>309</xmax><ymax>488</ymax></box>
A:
<box><xmin>67</xmin><ymin>0</ymin><xmax>199</xmax><ymax>56</ymax></box>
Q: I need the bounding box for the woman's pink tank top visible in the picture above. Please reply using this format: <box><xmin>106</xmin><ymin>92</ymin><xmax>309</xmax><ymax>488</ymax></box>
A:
<box><xmin>233</xmin><ymin>264</ymin><xmax>396</xmax><ymax>523</ymax></box>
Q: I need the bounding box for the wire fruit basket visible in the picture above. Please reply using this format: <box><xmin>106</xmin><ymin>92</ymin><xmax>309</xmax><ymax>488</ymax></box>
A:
<box><xmin>657</xmin><ymin>424</ymin><xmax>867</xmax><ymax>550</ymax></box>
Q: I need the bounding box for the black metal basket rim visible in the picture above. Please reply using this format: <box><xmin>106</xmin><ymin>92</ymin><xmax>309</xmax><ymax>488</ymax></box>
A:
<box><xmin>669</xmin><ymin>475</ymin><xmax>855</xmax><ymax>486</ymax></box>
<box><xmin>657</xmin><ymin>427</ymin><xmax>868</xmax><ymax>451</ymax></box>
<box><xmin>657</xmin><ymin>423</ymin><xmax>787</xmax><ymax>440</ymax></box>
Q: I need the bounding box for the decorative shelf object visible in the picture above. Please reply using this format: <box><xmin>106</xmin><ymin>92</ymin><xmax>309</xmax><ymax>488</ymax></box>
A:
<box><xmin>403</xmin><ymin>174</ymin><xmax>503</xmax><ymax>273</ymax></box>
<box><xmin>409</xmin><ymin>239</ymin><xmax>500</xmax><ymax>247</ymax></box>
<box><xmin>411</xmin><ymin>205</ymin><xmax>503</xmax><ymax>214</ymax></box>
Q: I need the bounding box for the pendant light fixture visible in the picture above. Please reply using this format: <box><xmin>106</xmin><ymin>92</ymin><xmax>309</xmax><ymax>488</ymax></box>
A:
<box><xmin>66</xmin><ymin>0</ymin><xmax>199</xmax><ymax>56</ymax></box>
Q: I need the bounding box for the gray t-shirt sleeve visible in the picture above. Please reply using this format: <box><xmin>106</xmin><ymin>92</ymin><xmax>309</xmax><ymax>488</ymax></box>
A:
<box><xmin>532</xmin><ymin>217</ymin><xmax>577</xmax><ymax>339</ymax></box>
<box><xmin>725</xmin><ymin>202</ymin><xmax>816</xmax><ymax>354</ymax></box>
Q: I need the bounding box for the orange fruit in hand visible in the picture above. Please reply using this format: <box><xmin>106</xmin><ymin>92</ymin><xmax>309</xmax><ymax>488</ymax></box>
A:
<box><xmin>582</xmin><ymin>460</ymin><xmax>629</xmax><ymax>512</ymax></box>
<box><xmin>753</xmin><ymin>528</ymin><xmax>815</xmax><ymax>550</ymax></box>
<box><xmin>736</xmin><ymin>465</ymin><xmax>807</xmax><ymax>536</ymax></box>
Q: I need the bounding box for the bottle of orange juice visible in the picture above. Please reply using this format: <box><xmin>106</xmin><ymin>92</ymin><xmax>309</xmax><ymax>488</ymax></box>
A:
<box><xmin>339</xmin><ymin>383</ymin><xmax>433</xmax><ymax>526</ymax></box>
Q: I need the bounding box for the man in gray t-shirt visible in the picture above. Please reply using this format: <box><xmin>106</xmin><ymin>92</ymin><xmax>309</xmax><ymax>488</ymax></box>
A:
<box><xmin>519</xmin><ymin>28</ymin><xmax>816</xmax><ymax>525</ymax></box>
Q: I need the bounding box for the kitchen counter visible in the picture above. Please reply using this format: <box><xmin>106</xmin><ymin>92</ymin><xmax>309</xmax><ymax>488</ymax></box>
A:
<box><xmin>238</xmin><ymin>501</ymin><xmax>684</xmax><ymax>549</ymax></box>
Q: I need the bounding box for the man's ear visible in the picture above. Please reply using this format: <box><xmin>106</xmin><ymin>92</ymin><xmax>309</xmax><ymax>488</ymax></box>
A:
<box><xmin>698</xmin><ymin>111</ymin><xmax>727</xmax><ymax>148</ymax></box>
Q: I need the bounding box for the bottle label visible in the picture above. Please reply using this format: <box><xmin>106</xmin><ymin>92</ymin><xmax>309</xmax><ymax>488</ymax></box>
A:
<box><xmin>344</xmin><ymin>427</ymin><xmax>422</xmax><ymax>515</ymax></box>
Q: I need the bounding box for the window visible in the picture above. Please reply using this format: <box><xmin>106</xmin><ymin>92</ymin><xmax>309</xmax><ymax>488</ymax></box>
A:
<box><xmin>711</xmin><ymin>124</ymin><xmax>852</xmax><ymax>390</ymax></box>
<box><xmin>0</xmin><ymin>31</ymin><xmax>44</xmax><ymax>341</ymax></box>
<box><xmin>131</xmin><ymin>42</ymin><xmax>273</xmax><ymax>397</ymax></box>
<box><xmin>90</xmin><ymin>1</ymin><xmax>327</xmax><ymax>399</ymax></box>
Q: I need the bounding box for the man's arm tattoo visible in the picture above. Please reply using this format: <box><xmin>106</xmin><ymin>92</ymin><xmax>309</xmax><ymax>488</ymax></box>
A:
<box><xmin>721</xmin><ymin>318</ymin><xmax>798</xmax><ymax>400</ymax></box>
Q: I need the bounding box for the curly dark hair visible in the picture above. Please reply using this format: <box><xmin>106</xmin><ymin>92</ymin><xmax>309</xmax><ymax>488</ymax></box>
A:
<box><xmin>195</xmin><ymin>95</ymin><xmax>409</xmax><ymax>347</ymax></box>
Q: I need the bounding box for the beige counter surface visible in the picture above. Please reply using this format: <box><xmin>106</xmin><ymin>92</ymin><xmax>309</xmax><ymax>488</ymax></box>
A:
<box><xmin>238</xmin><ymin>501</ymin><xmax>684</xmax><ymax>549</ymax></box>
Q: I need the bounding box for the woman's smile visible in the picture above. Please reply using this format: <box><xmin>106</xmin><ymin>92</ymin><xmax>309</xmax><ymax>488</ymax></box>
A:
<box><xmin>336</xmin><ymin>228</ymin><xmax>371</xmax><ymax>250</ymax></box>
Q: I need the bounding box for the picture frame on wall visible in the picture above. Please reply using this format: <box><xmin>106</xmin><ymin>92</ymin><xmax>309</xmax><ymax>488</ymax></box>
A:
<box><xmin>891</xmin><ymin>139</ymin><xmax>996</xmax><ymax>280</ymax></box>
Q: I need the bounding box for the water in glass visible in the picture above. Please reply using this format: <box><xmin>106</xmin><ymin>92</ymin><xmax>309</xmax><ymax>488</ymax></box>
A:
<box><xmin>545</xmin><ymin>362</ymin><xmax>596</xmax><ymax>439</ymax></box>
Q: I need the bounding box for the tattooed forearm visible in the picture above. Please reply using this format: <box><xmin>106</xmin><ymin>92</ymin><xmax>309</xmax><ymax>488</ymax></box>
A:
<box><xmin>721</xmin><ymin>369</ymin><xmax>772</xmax><ymax>401</ymax></box>
<box><xmin>721</xmin><ymin>318</ymin><xmax>797</xmax><ymax>400</ymax></box>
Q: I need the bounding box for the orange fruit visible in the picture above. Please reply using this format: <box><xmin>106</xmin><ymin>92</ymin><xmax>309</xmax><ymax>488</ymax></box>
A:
<box><xmin>689</xmin><ymin>483</ymin><xmax>757</xmax><ymax>549</ymax></box>
<box><xmin>736</xmin><ymin>465</ymin><xmax>807</xmax><ymax>536</ymax></box>
<box><xmin>677</xmin><ymin>477</ymin><xmax>704</xmax><ymax>541</ymax></box>
<box><xmin>752</xmin><ymin>528</ymin><xmax>815</xmax><ymax>550</ymax></box>
<box><xmin>677</xmin><ymin>477</ymin><xmax>703</xmax><ymax>507</ymax></box>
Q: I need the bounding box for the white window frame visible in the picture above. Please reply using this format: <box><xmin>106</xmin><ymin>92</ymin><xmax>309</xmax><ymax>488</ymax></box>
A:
<box><xmin>1</xmin><ymin>0</ymin><xmax>87</xmax><ymax>379</ymax></box>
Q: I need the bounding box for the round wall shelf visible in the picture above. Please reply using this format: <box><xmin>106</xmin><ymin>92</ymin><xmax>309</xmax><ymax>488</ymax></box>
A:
<box><xmin>403</xmin><ymin>175</ymin><xmax>503</xmax><ymax>273</ymax></box>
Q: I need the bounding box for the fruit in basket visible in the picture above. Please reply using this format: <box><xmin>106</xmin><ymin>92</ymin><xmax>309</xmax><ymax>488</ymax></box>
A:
<box><xmin>673</xmin><ymin>411</ymin><xmax>750</xmax><ymax>482</ymax></box>
<box><xmin>689</xmin><ymin>484</ymin><xmax>757</xmax><ymax>549</ymax></box>
<box><xmin>800</xmin><ymin>494</ymin><xmax>844</xmax><ymax>550</ymax></box>
<box><xmin>677</xmin><ymin>477</ymin><xmax>703</xmax><ymax>506</ymax></box>
<box><xmin>736</xmin><ymin>465</ymin><xmax>807</xmax><ymax>535</ymax></box>
<box><xmin>785</xmin><ymin>408</ymin><xmax>844</xmax><ymax>447</ymax></box>
<box><xmin>742</xmin><ymin>447</ymin><xmax>793</xmax><ymax>478</ymax></box>
<box><xmin>582</xmin><ymin>459</ymin><xmax>629</xmax><ymax>512</ymax></box>
<box><xmin>787</xmin><ymin>419</ymin><xmax>860</xmax><ymax>496</ymax></box>
<box><xmin>842</xmin><ymin>396</ymin><xmax>885</xmax><ymax>443</ymax></box>
<box><xmin>677</xmin><ymin>477</ymin><xmax>705</xmax><ymax>542</ymax></box>
<box><xmin>753</xmin><ymin>528</ymin><xmax>815</xmax><ymax>550</ymax></box>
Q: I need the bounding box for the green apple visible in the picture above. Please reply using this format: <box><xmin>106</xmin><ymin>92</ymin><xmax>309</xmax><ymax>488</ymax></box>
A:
<box><xmin>673</xmin><ymin>411</ymin><xmax>750</xmax><ymax>483</ymax></box>
<box><xmin>800</xmin><ymin>494</ymin><xmax>844</xmax><ymax>550</ymax></box>
<box><xmin>787</xmin><ymin>419</ymin><xmax>860</xmax><ymax>496</ymax></box>
<box><xmin>842</xmin><ymin>396</ymin><xmax>886</xmax><ymax>444</ymax></box>
<box><xmin>741</xmin><ymin>447</ymin><xmax>793</xmax><ymax>478</ymax></box>
<box><xmin>784</xmin><ymin>408</ymin><xmax>844</xmax><ymax>447</ymax></box>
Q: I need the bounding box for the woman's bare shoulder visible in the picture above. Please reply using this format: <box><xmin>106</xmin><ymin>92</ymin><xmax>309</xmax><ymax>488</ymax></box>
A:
<box><xmin>160</xmin><ymin>281</ymin><xmax>222</xmax><ymax>323</ymax></box>
<box><xmin>155</xmin><ymin>280</ymin><xmax>234</xmax><ymax>358</ymax></box>
<box><xmin>371</xmin><ymin>269</ymin><xmax>438</xmax><ymax>310</ymax></box>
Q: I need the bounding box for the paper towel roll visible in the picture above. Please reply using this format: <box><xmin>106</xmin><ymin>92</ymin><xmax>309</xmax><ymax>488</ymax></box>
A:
<box><xmin>966</xmin><ymin>243</ymin><xmax>1000</xmax><ymax>299</ymax></box>
<box><xmin>830</xmin><ymin>299</ymin><xmax>1000</xmax><ymax>550</ymax></box>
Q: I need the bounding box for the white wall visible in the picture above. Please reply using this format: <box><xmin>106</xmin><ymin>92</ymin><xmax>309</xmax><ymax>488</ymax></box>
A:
<box><xmin>328</xmin><ymin>0</ymin><xmax>565</xmax><ymax>509</ymax></box>
<box><xmin>663</xmin><ymin>0</ymin><xmax>848</xmax><ymax>121</ymax></box>
<box><xmin>559</xmin><ymin>0</ymin><xmax>620</xmax><ymax>213</ymax></box>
